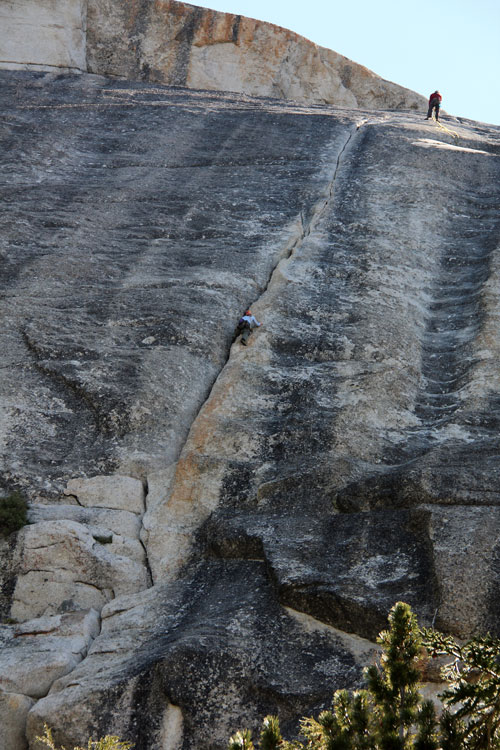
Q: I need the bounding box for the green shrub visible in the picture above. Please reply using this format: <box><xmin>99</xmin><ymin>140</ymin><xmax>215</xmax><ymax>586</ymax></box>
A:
<box><xmin>36</xmin><ymin>725</ymin><xmax>133</xmax><ymax>750</ymax></box>
<box><xmin>422</xmin><ymin>627</ymin><xmax>500</xmax><ymax>749</ymax></box>
<box><xmin>229</xmin><ymin>603</ymin><xmax>500</xmax><ymax>750</ymax></box>
<box><xmin>0</xmin><ymin>490</ymin><xmax>28</xmax><ymax>536</ymax></box>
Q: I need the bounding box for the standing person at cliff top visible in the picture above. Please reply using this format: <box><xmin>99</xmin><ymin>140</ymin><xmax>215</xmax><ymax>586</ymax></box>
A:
<box><xmin>425</xmin><ymin>90</ymin><xmax>442</xmax><ymax>121</ymax></box>
<box><xmin>235</xmin><ymin>309</ymin><xmax>261</xmax><ymax>345</ymax></box>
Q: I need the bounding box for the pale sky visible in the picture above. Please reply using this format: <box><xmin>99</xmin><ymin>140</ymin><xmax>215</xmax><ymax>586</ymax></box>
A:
<box><xmin>196</xmin><ymin>0</ymin><xmax>500</xmax><ymax>126</ymax></box>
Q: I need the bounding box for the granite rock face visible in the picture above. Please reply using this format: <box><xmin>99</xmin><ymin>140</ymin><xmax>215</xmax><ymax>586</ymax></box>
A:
<box><xmin>26</xmin><ymin>564</ymin><xmax>377</xmax><ymax>749</ymax></box>
<box><xmin>1</xmin><ymin>71</ymin><xmax>500</xmax><ymax>749</ymax></box>
<box><xmin>86</xmin><ymin>0</ymin><xmax>426</xmax><ymax>111</ymax></box>
<box><xmin>0</xmin><ymin>691</ymin><xmax>34</xmax><ymax>750</ymax></box>
<box><xmin>0</xmin><ymin>610</ymin><xmax>100</xmax><ymax>698</ymax></box>
<box><xmin>11</xmin><ymin>518</ymin><xmax>150</xmax><ymax>621</ymax></box>
<box><xmin>0</xmin><ymin>610</ymin><xmax>99</xmax><ymax>750</ymax></box>
<box><xmin>10</xmin><ymin>475</ymin><xmax>151</xmax><ymax>622</ymax></box>
<box><xmin>0</xmin><ymin>0</ymin><xmax>426</xmax><ymax>110</ymax></box>
<box><xmin>64</xmin><ymin>475</ymin><xmax>145</xmax><ymax>513</ymax></box>
<box><xmin>0</xmin><ymin>0</ymin><xmax>87</xmax><ymax>73</ymax></box>
<box><xmin>0</xmin><ymin>72</ymin><xmax>365</xmax><ymax>498</ymax></box>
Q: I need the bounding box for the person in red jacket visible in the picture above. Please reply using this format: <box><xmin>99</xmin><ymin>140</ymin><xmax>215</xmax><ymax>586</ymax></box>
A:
<box><xmin>426</xmin><ymin>90</ymin><xmax>442</xmax><ymax>121</ymax></box>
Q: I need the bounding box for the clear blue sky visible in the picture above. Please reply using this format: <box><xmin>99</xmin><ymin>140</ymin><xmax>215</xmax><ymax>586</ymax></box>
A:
<box><xmin>197</xmin><ymin>0</ymin><xmax>500</xmax><ymax>126</ymax></box>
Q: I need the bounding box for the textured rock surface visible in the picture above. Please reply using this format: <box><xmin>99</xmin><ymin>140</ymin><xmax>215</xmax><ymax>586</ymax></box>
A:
<box><xmin>11</xmin><ymin>517</ymin><xmax>150</xmax><ymax>621</ymax></box>
<box><xmin>0</xmin><ymin>0</ymin><xmax>86</xmax><ymax>73</ymax></box>
<box><xmin>0</xmin><ymin>0</ymin><xmax>426</xmax><ymax>111</ymax></box>
<box><xmin>0</xmin><ymin>610</ymin><xmax>99</xmax><ymax>750</ymax></box>
<box><xmin>1</xmin><ymin>71</ymin><xmax>500</xmax><ymax>749</ymax></box>
<box><xmin>0</xmin><ymin>71</ymin><xmax>364</xmax><ymax>498</ymax></box>
<box><xmin>27</xmin><ymin>564</ymin><xmax>377</xmax><ymax>749</ymax></box>
<box><xmin>86</xmin><ymin>0</ymin><xmax>426</xmax><ymax>111</ymax></box>
<box><xmin>28</xmin><ymin>504</ymin><xmax>142</xmax><ymax>540</ymax></box>
<box><xmin>427</xmin><ymin>505</ymin><xmax>500</xmax><ymax>637</ymax></box>
<box><xmin>0</xmin><ymin>690</ymin><xmax>34</xmax><ymax>750</ymax></box>
<box><xmin>64</xmin><ymin>475</ymin><xmax>145</xmax><ymax>513</ymax></box>
<box><xmin>0</xmin><ymin>610</ymin><xmax>99</xmax><ymax>698</ymax></box>
<box><xmin>202</xmin><ymin>508</ymin><xmax>436</xmax><ymax>640</ymax></box>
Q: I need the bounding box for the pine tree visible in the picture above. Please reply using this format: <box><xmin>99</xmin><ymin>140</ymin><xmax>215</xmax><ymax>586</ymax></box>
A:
<box><xmin>260</xmin><ymin>716</ymin><xmax>283</xmax><ymax>750</ymax></box>
<box><xmin>422</xmin><ymin>628</ymin><xmax>500</xmax><ymax>749</ymax></box>
<box><xmin>228</xmin><ymin>602</ymin><xmax>437</xmax><ymax>750</ymax></box>
<box><xmin>228</xmin><ymin>605</ymin><xmax>500</xmax><ymax>750</ymax></box>
<box><xmin>439</xmin><ymin>709</ymin><xmax>466</xmax><ymax>750</ymax></box>
<box><xmin>36</xmin><ymin>725</ymin><xmax>133</xmax><ymax>750</ymax></box>
<box><xmin>414</xmin><ymin>701</ymin><xmax>439</xmax><ymax>750</ymax></box>
<box><xmin>300</xmin><ymin>689</ymin><xmax>375</xmax><ymax>750</ymax></box>
<box><xmin>228</xmin><ymin>729</ymin><xmax>255</xmax><ymax>750</ymax></box>
<box><xmin>365</xmin><ymin>602</ymin><xmax>435</xmax><ymax>750</ymax></box>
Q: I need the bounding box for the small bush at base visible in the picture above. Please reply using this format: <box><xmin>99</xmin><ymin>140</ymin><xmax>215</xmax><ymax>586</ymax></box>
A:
<box><xmin>36</xmin><ymin>725</ymin><xmax>133</xmax><ymax>750</ymax></box>
<box><xmin>0</xmin><ymin>490</ymin><xmax>27</xmax><ymax>536</ymax></box>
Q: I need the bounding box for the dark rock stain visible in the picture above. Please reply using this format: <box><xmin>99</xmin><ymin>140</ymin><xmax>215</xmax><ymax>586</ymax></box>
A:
<box><xmin>231</xmin><ymin>15</ymin><xmax>241</xmax><ymax>43</ymax></box>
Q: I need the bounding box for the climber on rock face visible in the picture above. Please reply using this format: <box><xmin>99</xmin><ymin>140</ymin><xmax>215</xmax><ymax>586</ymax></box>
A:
<box><xmin>425</xmin><ymin>90</ymin><xmax>442</xmax><ymax>121</ymax></box>
<box><xmin>234</xmin><ymin>309</ymin><xmax>262</xmax><ymax>346</ymax></box>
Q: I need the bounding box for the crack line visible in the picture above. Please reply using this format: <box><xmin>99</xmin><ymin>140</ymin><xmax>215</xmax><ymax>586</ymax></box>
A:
<box><xmin>172</xmin><ymin>121</ymin><xmax>365</xmax><ymax>460</ymax></box>
<box><xmin>143</xmin><ymin>120</ymin><xmax>367</xmax><ymax>583</ymax></box>
<box><xmin>275</xmin><ymin>119</ymin><xmax>365</xmax><ymax>268</ymax></box>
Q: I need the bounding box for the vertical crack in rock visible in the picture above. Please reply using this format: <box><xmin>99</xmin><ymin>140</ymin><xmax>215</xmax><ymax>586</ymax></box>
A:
<box><xmin>167</xmin><ymin>121</ymin><xmax>365</xmax><ymax>456</ymax></box>
<box><xmin>138</xmin><ymin>478</ymin><xmax>154</xmax><ymax>584</ymax></box>
<box><xmin>142</xmin><ymin>120</ymin><xmax>369</xmax><ymax>582</ymax></box>
<box><xmin>275</xmin><ymin>119</ymin><xmax>367</xmax><ymax>268</ymax></box>
<box><xmin>305</xmin><ymin>118</ymin><xmax>369</xmax><ymax>239</ymax></box>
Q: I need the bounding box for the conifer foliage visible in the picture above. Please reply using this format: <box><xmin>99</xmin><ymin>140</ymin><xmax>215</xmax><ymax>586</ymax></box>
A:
<box><xmin>422</xmin><ymin>628</ymin><xmax>500</xmax><ymax>749</ymax></box>
<box><xmin>36</xmin><ymin>725</ymin><xmax>133</xmax><ymax>750</ymax></box>
<box><xmin>228</xmin><ymin>602</ymin><xmax>500</xmax><ymax>750</ymax></box>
